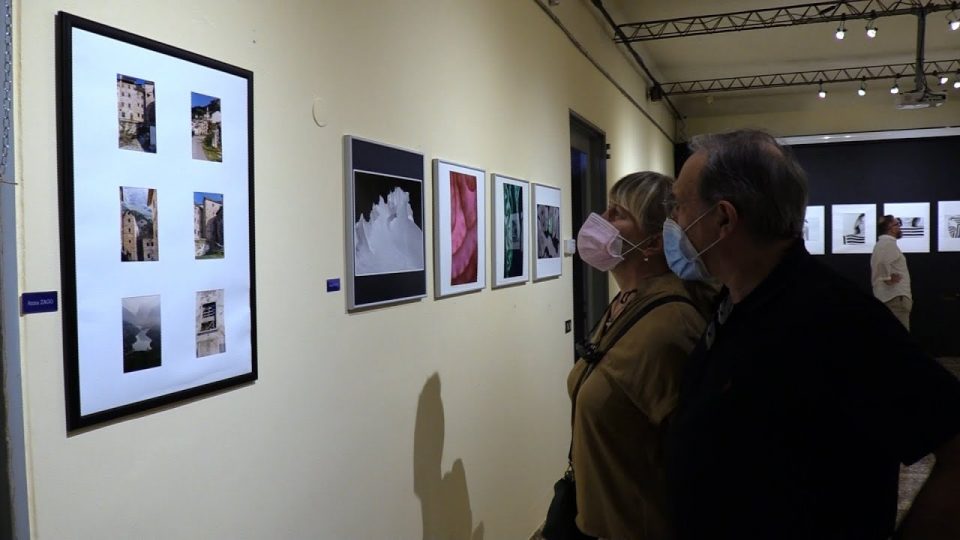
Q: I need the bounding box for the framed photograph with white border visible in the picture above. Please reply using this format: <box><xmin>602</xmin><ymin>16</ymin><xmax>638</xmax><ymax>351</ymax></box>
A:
<box><xmin>432</xmin><ymin>160</ymin><xmax>486</xmax><ymax>298</ymax></box>
<box><xmin>882</xmin><ymin>202</ymin><xmax>930</xmax><ymax>253</ymax></box>
<box><xmin>938</xmin><ymin>200</ymin><xmax>960</xmax><ymax>252</ymax></box>
<box><xmin>804</xmin><ymin>205</ymin><xmax>825</xmax><ymax>255</ymax></box>
<box><xmin>831</xmin><ymin>204</ymin><xmax>876</xmax><ymax>254</ymax></box>
<box><xmin>491</xmin><ymin>174</ymin><xmax>530</xmax><ymax>288</ymax></box>
<box><xmin>344</xmin><ymin>136</ymin><xmax>426</xmax><ymax>310</ymax></box>
<box><xmin>57</xmin><ymin>12</ymin><xmax>257</xmax><ymax>430</ymax></box>
<box><xmin>533</xmin><ymin>183</ymin><xmax>562</xmax><ymax>281</ymax></box>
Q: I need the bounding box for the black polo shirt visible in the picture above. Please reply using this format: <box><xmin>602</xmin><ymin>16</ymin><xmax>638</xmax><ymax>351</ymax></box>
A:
<box><xmin>666</xmin><ymin>240</ymin><xmax>960</xmax><ymax>540</ymax></box>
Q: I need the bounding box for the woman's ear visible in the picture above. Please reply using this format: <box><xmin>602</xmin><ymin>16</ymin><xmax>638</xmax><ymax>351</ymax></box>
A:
<box><xmin>640</xmin><ymin>233</ymin><xmax>664</xmax><ymax>258</ymax></box>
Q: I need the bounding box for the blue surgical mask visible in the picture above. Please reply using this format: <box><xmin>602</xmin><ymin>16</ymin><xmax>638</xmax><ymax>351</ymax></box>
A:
<box><xmin>663</xmin><ymin>206</ymin><xmax>721</xmax><ymax>281</ymax></box>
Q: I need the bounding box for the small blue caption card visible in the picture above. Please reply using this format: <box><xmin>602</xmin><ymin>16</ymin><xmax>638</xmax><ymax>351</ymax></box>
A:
<box><xmin>21</xmin><ymin>291</ymin><xmax>58</xmax><ymax>315</ymax></box>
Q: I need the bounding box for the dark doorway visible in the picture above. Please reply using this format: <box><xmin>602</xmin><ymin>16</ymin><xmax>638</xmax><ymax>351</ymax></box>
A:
<box><xmin>570</xmin><ymin>112</ymin><xmax>609</xmax><ymax>361</ymax></box>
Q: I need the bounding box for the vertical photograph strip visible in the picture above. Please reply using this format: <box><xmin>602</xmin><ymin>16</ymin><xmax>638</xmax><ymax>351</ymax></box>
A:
<box><xmin>196</xmin><ymin>289</ymin><xmax>226</xmax><ymax>358</ymax></box>
<box><xmin>117</xmin><ymin>74</ymin><xmax>156</xmax><ymax>153</ymax></box>
<box><xmin>120</xmin><ymin>187</ymin><xmax>159</xmax><ymax>262</ymax></box>
<box><xmin>194</xmin><ymin>192</ymin><xmax>224</xmax><ymax>259</ymax></box>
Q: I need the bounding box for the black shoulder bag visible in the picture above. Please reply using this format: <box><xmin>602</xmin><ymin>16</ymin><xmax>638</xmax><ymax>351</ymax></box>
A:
<box><xmin>542</xmin><ymin>295</ymin><xmax>695</xmax><ymax>540</ymax></box>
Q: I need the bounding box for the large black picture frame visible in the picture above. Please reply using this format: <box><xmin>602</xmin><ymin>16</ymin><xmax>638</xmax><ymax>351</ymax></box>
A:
<box><xmin>57</xmin><ymin>12</ymin><xmax>258</xmax><ymax>430</ymax></box>
<box><xmin>344</xmin><ymin>136</ymin><xmax>427</xmax><ymax>311</ymax></box>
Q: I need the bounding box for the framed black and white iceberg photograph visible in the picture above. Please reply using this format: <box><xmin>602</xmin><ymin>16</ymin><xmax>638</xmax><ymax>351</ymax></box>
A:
<box><xmin>938</xmin><ymin>200</ymin><xmax>960</xmax><ymax>252</ymax></box>
<box><xmin>345</xmin><ymin>136</ymin><xmax>426</xmax><ymax>310</ymax></box>
<box><xmin>831</xmin><ymin>204</ymin><xmax>876</xmax><ymax>254</ymax></box>
<box><xmin>883</xmin><ymin>202</ymin><xmax>929</xmax><ymax>253</ymax></box>
<box><xmin>491</xmin><ymin>174</ymin><xmax>530</xmax><ymax>288</ymax></box>
<box><xmin>533</xmin><ymin>183</ymin><xmax>562</xmax><ymax>281</ymax></box>
<box><xmin>433</xmin><ymin>160</ymin><xmax>486</xmax><ymax>298</ymax></box>
<box><xmin>803</xmin><ymin>205</ymin><xmax>825</xmax><ymax>255</ymax></box>
<box><xmin>57</xmin><ymin>12</ymin><xmax>257</xmax><ymax>430</ymax></box>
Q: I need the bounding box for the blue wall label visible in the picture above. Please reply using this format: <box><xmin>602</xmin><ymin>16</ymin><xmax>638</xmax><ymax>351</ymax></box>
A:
<box><xmin>21</xmin><ymin>291</ymin><xmax>58</xmax><ymax>315</ymax></box>
<box><xmin>326</xmin><ymin>278</ymin><xmax>341</xmax><ymax>292</ymax></box>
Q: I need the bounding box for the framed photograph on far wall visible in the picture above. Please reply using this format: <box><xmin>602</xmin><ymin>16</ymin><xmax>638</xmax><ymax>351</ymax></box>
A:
<box><xmin>491</xmin><ymin>174</ymin><xmax>530</xmax><ymax>288</ymax></box>
<box><xmin>938</xmin><ymin>200</ymin><xmax>960</xmax><ymax>252</ymax></box>
<box><xmin>344</xmin><ymin>136</ymin><xmax>426</xmax><ymax>310</ymax></box>
<box><xmin>57</xmin><ymin>12</ymin><xmax>257</xmax><ymax>430</ymax></box>
<box><xmin>804</xmin><ymin>205</ymin><xmax>825</xmax><ymax>255</ymax></box>
<box><xmin>883</xmin><ymin>202</ymin><xmax>930</xmax><ymax>253</ymax></box>
<box><xmin>432</xmin><ymin>160</ymin><xmax>486</xmax><ymax>298</ymax></box>
<box><xmin>533</xmin><ymin>183</ymin><xmax>562</xmax><ymax>281</ymax></box>
<box><xmin>831</xmin><ymin>204</ymin><xmax>876</xmax><ymax>254</ymax></box>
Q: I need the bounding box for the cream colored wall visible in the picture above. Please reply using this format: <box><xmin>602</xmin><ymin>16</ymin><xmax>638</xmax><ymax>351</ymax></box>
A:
<box><xmin>684</xmin><ymin>88</ymin><xmax>960</xmax><ymax>137</ymax></box>
<box><xmin>14</xmin><ymin>0</ymin><xmax>673</xmax><ymax>538</ymax></box>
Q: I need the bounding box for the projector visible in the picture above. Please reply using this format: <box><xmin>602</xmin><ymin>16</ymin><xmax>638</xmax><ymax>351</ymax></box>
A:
<box><xmin>896</xmin><ymin>90</ymin><xmax>947</xmax><ymax>110</ymax></box>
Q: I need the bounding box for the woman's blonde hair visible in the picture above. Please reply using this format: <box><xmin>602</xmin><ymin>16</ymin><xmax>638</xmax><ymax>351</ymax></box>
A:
<box><xmin>608</xmin><ymin>171</ymin><xmax>674</xmax><ymax>235</ymax></box>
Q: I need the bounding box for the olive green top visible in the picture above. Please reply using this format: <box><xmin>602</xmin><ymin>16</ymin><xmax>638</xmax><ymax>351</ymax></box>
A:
<box><xmin>567</xmin><ymin>273</ymin><xmax>713</xmax><ymax>540</ymax></box>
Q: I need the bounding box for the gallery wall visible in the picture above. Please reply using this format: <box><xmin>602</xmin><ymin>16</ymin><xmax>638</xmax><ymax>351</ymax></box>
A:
<box><xmin>792</xmin><ymin>136</ymin><xmax>960</xmax><ymax>357</ymax></box>
<box><xmin>14</xmin><ymin>0</ymin><xmax>674</xmax><ymax>538</ymax></box>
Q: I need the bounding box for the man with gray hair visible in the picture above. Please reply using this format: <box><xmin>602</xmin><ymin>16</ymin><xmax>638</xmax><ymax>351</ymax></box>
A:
<box><xmin>871</xmin><ymin>215</ymin><xmax>912</xmax><ymax>330</ymax></box>
<box><xmin>661</xmin><ymin>129</ymin><xmax>960</xmax><ymax>539</ymax></box>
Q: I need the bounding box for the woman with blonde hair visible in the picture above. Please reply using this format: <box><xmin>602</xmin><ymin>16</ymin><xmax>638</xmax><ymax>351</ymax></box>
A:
<box><xmin>560</xmin><ymin>171</ymin><xmax>716</xmax><ymax>540</ymax></box>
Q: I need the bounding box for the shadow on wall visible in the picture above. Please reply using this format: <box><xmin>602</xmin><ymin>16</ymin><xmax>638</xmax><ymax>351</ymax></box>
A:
<box><xmin>414</xmin><ymin>373</ymin><xmax>484</xmax><ymax>540</ymax></box>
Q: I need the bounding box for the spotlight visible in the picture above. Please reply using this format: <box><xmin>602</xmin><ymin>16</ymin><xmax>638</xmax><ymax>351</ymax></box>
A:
<box><xmin>835</xmin><ymin>14</ymin><xmax>847</xmax><ymax>39</ymax></box>
<box><xmin>955</xmin><ymin>72</ymin><xmax>960</xmax><ymax>89</ymax></box>
<box><xmin>951</xmin><ymin>17</ymin><xmax>960</xmax><ymax>31</ymax></box>
<box><xmin>890</xmin><ymin>78</ymin><xmax>900</xmax><ymax>94</ymax></box>
<box><xmin>938</xmin><ymin>72</ymin><xmax>949</xmax><ymax>85</ymax></box>
<box><xmin>866</xmin><ymin>21</ymin><xmax>878</xmax><ymax>38</ymax></box>
<box><xmin>858</xmin><ymin>80</ymin><xmax>867</xmax><ymax>96</ymax></box>
<box><xmin>818</xmin><ymin>82</ymin><xmax>827</xmax><ymax>98</ymax></box>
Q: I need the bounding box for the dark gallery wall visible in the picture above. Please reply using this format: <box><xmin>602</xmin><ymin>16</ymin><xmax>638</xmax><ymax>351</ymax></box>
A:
<box><xmin>676</xmin><ymin>136</ymin><xmax>960</xmax><ymax>356</ymax></box>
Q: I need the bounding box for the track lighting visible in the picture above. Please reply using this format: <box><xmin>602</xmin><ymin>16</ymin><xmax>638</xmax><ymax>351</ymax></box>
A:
<box><xmin>890</xmin><ymin>78</ymin><xmax>900</xmax><ymax>94</ymax></box>
<box><xmin>835</xmin><ymin>16</ymin><xmax>846</xmax><ymax>40</ymax></box>
<box><xmin>865</xmin><ymin>20</ymin><xmax>878</xmax><ymax>38</ymax></box>
<box><xmin>858</xmin><ymin>80</ymin><xmax>867</xmax><ymax>96</ymax></box>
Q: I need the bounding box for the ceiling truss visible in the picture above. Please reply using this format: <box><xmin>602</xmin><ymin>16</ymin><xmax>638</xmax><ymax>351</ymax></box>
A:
<box><xmin>655</xmin><ymin>59</ymin><xmax>960</xmax><ymax>96</ymax></box>
<box><xmin>616</xmin><ymin>0</ymin><xmax>957</xmax><ymax>42</ymax></box>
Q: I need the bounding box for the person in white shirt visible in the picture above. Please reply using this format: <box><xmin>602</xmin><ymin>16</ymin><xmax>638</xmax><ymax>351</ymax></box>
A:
<box><xmin>870</xmin><ymin>215</ymin><xmax>912</xmax><ymax>330</ymax></box>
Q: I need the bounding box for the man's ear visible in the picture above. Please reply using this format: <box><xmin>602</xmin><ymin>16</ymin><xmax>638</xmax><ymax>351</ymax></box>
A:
<box><xmin>716</xmin><ymin>200</ymin><xmax>739</xmax><ymax>239</ymax></box>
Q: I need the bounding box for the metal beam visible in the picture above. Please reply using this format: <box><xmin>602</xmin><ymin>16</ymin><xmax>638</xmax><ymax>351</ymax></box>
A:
<box><xmin>658</xmin><ymin>59</ymin><xmax>960</xmax><ymax>95</ymax></box>
<box><xmin>616</xmin><ymin>0</ymin><xmax>957</xmax><ymax>42</ymax></box>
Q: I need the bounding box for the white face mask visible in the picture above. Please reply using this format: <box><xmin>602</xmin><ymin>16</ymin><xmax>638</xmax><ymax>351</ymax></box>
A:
<box><xmin>662</xmin><ymin>205</ymin><xmax>722</xmax><ymax>281</ymax></box>
<box><xmin>577</xmin><ymin>212</ymin><xmax>651</xmax><ymax>272</ymax></box>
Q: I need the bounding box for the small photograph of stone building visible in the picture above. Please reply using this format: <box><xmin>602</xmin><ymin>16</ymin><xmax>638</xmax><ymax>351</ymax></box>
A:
<box><xmin>191</xmin><ymin>92</ymin><xmax>222</xmax><ymax>162</ymax></box>
<box><xmin>117</xmin><ymin>74</ymin><xmax>157</xmax><ymax>153</ymax></box>
<box><xmin>194</xmin><ymin>192</ymin><xmax>224</xmax><ymax>259</ymax></box>
<box><xmin>120</xmin><ymin>187</ymin><xmax>159</xmax><ymax>262</ymax></box>
<box><xmin>195</xmin><ymin>289</ymin><xmax>225</xmax><ymax>358</ymax></box>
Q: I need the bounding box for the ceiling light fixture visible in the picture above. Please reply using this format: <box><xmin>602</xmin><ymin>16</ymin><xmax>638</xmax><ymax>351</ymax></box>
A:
<box><xmin>890</xmin><ymin>78</ymin><xmax>900</xmax><ymax>94</ymax></box>
<box><xmin>818</xmin><ymin>81</ymin><xmax>827</xmax><ymax>98</ymax></box>
<box><xmin>940</xmin><ymin>73</ymin><xmax>950</xmax><ymax>85</ymax></box>
<box><xmin>836</xmin><ymin>15</ymin><xmax>846</xmax><ymax>39</ymax></box>
<box><xmin>955</xmin><ymin>72</ymin><xmax>960</xmax><ymax>89</ymax></box>
<box><xmin>858</xmin><ymin>79</ymin><xmax>867</xmax><ymax>96</ymax></box>
<box><xmin>950</xmin><ymin>7</ymin><xmax>960</xmax><ymax>30</ymax></box>
<box><xmin>865</xmin><ymin>19</ymin><xmax>878</xmax><ymax>38</ymax></box>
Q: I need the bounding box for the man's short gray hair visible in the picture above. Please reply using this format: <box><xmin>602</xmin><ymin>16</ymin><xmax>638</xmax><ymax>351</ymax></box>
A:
<box><xmin>689</xmin><ymin>129</ymin><xmax>809</xmax><ymax>241</ymax></box>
